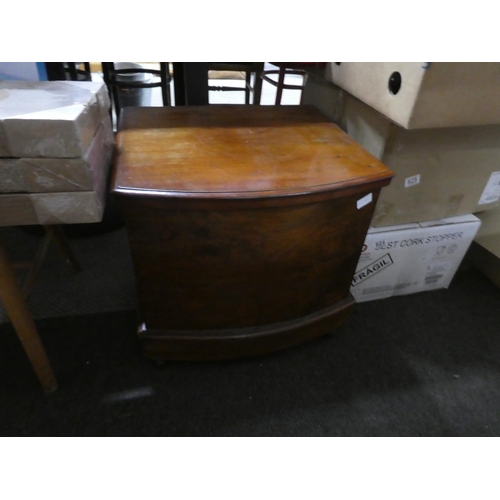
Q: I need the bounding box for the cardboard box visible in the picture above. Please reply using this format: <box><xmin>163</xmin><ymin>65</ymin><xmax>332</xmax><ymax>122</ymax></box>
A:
<box><xmin>350</xmin><ymin>215</ymin><xmax>481</xmax><ymax>302</ymax></box>
<box><xmin>303</xmin><ymin>78</ymin><xmax>500</xmax><ymax>227</ymax></box>
<box><xmin>471</xmin><ymin>206</ymin><xmax>500</xmax><ymax>261</ymax></box>
<box><xmin>324</xmin><ymin>62</ymin><xmax>500</xmax><ymax>129</ymax></box>
<box><xmin>0</xmin><ymin>80</ymin><xmax>109</xmax><ymax>158</ymax></box>
<box><xmin>301</xmin><ymin>73</ymin><xmax>344</xmax><ymax>124</ymax></box>
<box><xmin>469</xmin><ymin>204</ymin><xmax>500</xmax><ymax>288</ymax></box>
<box><xmin>467</xmin><ymin>241</ymin><xmax>500</xmax><ymax>289</ymax></box>
<box><xmin>341</xmin><ymin>93</ymin><xmax>500</xmax><ymax>226</ymax></box>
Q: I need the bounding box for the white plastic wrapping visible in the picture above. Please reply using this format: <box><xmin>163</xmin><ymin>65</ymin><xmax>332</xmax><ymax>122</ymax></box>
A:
<box><xmin>0</xmin><ymin>169</ymin><xmax>108</xmax><ymax>225</ymax></box>
<box><xmin>0</xmin><ymin>158</ymin><xmax>25</xmax><ymax>192</ymax></box>
<box><xmin>0</xmin><ymin>118</ymin><xmax>113</xmax><ymax>225</ymax></box>
<box><xmin>17</xmin><ymin>116</ymin><xmax>114</xmax><ymax>193</ymax></box>
<box><xmin>0</xmin><ymin>194</ymin><xmax>38</xmax><ymax>226</ymax></box>
<box><xmin>32</xmin><ymin>189</ymin><xmax>106</xmax><ymax>225</ymax></box>
<box><xmin>0</xmin><ymin>81</ymin><xmax>110</xmax><ymax>158</ymax></box>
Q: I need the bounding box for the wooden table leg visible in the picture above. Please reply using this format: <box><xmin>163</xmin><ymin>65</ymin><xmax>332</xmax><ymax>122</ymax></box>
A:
<box><xmin>0</xmin><ymin>241</ymin><xmax>57</xmax><ymax>393</ymax></box>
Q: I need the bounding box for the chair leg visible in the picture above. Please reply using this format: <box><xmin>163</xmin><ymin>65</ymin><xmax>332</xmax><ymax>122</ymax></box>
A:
<box><xmin>112</xmin><ymin>85</ymin><xmax>121</xmax><ymax>120</ymax></box>
<box><xmin>101</xmin><ymin>63</ymin><xmax>113</xmax><ymax>120</ymax></box>
<box><xmin>245</xmin><ymin>72</ymin><xmax>251</xmax><ymax>104</ymax></box>
<box><xmin>84</xmin><ymin>62</ymin><xmax>92</xmax><ymax>81</ymax></box>
<box><xmin>275</xmin><ymin>66</ymin><xmax>286</xmax><ymax>105</ymax></box>
<box><xmin>102</xmin><ymin>62</ymin><xmax>120</xmax><ymax>122</ymax></box>
<box><xmin>0</xmin><ymin>241</ymin><xmax>57</xmax><ymax>393</ymax></box>
<box><xmin>160</xmin><ymin>63</ymin><xmax>172</xmax><ymax>106</ymax></box>
<box><xmin>299</xmin><ymin>74</ymin><xmax>307</xmax><ymax>104</ymax></box>
<box><xmin>253</xmin><ymin>64</ymin><xmax>264</xmax><ymax>105</ymax></box>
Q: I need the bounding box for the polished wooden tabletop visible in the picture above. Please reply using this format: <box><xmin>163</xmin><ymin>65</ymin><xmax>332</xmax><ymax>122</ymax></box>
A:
<box><xmin>112</xmin><ymin>105</ymin><xmax>393</xmax><ymax>199</ymax></box>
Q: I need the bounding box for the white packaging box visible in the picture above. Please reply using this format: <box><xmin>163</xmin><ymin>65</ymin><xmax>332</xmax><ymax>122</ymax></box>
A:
<box><xmin>0</xmin><ymin>119</ymin><xmax>114</xmax><ymax>226</ymax></box>
<box><xmin>324</xmin><ymin>62</ymin><xmax>500</xmax><ymax>129</ymax></box>
<box><xmin>0</xmin><ymin>115</ymin><xmax>114</xmax><ymax>193</ymax></box>
<box><xmin>0</xmin><ymin>169</ymin><xmax>109</xmax><ymax>226</ymax></box>
<box><xmin>350</xmin><ymin>215</ymin><xmax>481</xmax><ymax>303</ymax></box>
<box><xmin>0</xmin><ymin>80</ymin><xmax>110</xmax><ymax>158</ymax></box>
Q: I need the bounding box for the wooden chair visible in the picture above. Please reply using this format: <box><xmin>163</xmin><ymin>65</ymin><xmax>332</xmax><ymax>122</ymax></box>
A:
<box><xmin>101</xmin><ymin>62</ymin><xmax>172</xmax><ymax>119</ymax></box>
<box><xmin>63</xmin><ymin>63</ymin><xmax>92</xmax><ymax>81</ymax></box>
<box><xmin>258</xmin><ymin>63</ymin><xmax>327</xmax><ymax>105</ymax></box>
<box><xmin>207</xmin><ymin>63</ymin><xmax>264</xmax><ymax>105</ymax></box>
<box><xmin>259</xmin><ymin>63</ymin><xmax>308</xmax><ymax>105</ymax></box>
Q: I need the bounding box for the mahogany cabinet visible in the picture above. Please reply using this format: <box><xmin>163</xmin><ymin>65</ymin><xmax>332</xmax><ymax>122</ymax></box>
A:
<box><xmin>111</xmin><ymin>105</ymin><xmax>393</xmax><ymax>360</ymax></box>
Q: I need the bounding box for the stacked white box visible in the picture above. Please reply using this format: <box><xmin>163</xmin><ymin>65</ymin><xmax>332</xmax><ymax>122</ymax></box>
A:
<box><xmin>0</xmin><ymin>81</ymin><xmax>114</xmax><ymax>226</ymax></box>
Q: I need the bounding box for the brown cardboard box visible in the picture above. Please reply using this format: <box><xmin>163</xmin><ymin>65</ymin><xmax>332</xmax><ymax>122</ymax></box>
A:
<box><xmin>468</xmin><ymin>207</ymin><xmax>500</xmax><ymax>288</ymax></box>
<box><xmin>341</xmin><ymin>94</ymin><xmax>500</xmax><ymax>227</ymax></box>
<box><xmin>325</xmin><ymin>62</ymin><xmax>500</xmax><ymax>129</ymax></box>
<box><xmin>467</xmin><ymin>241</ymin><xmax>500</xmax><ymax>289</ymax></box>
<box><xmin>300</xmin><ymin>73</ymin><xmax>344</xmax><ymax>124</ymax></box>
<box><xmin>472</xmin><ymin>207</ymin><xmax>500</xmax><ymax>257</ymax></box>
<box><xmin>303</xmin><ymin>76</ymin><xmax>500</xmax><ymax>227</ymax></box>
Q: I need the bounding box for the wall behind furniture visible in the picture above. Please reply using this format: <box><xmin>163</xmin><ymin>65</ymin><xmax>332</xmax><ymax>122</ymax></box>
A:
<box><xmin>0</xmin><ymin>62</ymin><xmax>47</xmax><ymax>80</ymax></box>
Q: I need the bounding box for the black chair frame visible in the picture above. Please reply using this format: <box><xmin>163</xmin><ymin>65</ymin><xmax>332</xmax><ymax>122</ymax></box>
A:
<box><xmin>207</xmin><ymin>63</ymin><xmax>264</xmax><ymax>105</ymax></box>
<box><xmin>64</xmin><ymin>62</ymin><xmax>92</xmax><ymax>81</ymax></box>
<box><xmin>260</xmin><ymin>64</ymin><xmax>307</xmax><ymax>105</ymax></box>
<box><xmin>102</xmin><ymin>62</ymin><xmax>172</xmax><ymax>118</ymax></box>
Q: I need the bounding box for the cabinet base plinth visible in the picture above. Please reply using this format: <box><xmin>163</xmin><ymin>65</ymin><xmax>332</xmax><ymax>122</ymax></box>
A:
<box><xmin>139</xmin><ymin>295</ymin><xmax>355</xmax><ymax>361</ymax></box>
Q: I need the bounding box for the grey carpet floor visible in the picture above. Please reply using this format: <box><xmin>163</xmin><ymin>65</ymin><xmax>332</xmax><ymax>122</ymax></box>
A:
<box><xmin>1</xmin><ymin>225</ymin><xmax>500</xmax><ymax>436</ymax></box>
<box><xmin>0</xmin><ymin>225</ymin><xmax>137</xmax><ymax>323</ymax></box>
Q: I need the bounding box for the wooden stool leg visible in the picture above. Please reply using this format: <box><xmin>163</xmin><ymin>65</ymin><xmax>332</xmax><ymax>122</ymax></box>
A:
<box><xmin>46</xmin><ymin>225</ymin><xmax>81</xmax><ymax>274</ymax></box>
<box><xmin>0</xmin><ymin>241</ymin><xmax>57</xmax><ymax>392</ymax></box>
<box><xmin>22</xmin><ymin>229</ymin><xmax>52</xmax><ymax>300</ymax></box>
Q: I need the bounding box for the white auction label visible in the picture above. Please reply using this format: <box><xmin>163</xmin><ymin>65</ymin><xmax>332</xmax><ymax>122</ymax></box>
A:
<box><xmin>357</xmin><ymin>193</ymin><xmax>373</xmax><ymax>209</ymax></box>
<box><xmin>479</xmin><ymin>171</ymin><xmax>500</xmax><ymax>205</ymax></box>
<box><xmin>405</xmin><ymin>174</ymin><xmax>421</xmax><ymax>188</ymax></box>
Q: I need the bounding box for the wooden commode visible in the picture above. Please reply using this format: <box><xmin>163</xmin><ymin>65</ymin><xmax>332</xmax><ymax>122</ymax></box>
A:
<box><xmin>111</xmin><ymin>105</ymin><xmax>393</xmax><ymax>360</ymax></box>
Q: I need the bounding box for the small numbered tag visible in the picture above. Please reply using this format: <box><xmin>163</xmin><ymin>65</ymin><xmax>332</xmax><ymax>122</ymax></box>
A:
<box><xmin>405</xmin><ymin>174</ymin><xmax>421</xmax><ymax>188</ymax></box>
